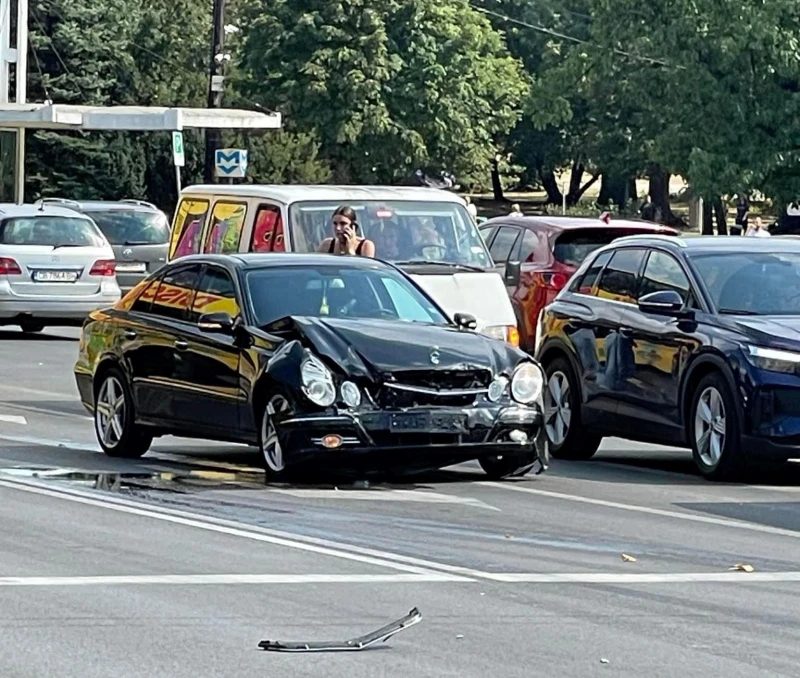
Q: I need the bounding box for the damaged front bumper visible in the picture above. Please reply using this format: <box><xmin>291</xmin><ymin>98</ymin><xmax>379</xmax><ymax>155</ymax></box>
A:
<box><xmin>277</xmin><ymin>401</ymin><xmax>548</xmax><ymax>474</ymax></box>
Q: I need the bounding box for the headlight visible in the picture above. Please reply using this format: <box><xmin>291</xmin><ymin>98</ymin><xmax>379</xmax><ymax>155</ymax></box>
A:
<box><xmin>340</xmin><ymin>381</ymin><xmax>361</xmax><ymax>408</ymax></box>
<box><xmin>511</xmin><ymin>362</ymin><xmax>544</xmax><ymax>404</ymax></box>
<box><xmin>488</xmin><ymin>376</ymin><xmax>509</xmax><ymax>402</ymax></box>
<box><xmin>483</xmin><ymin>325</ymin><xmax>520</xmax><ymax>347</ymax></box>
<box><xmin>300</xmin><ymin>354</ymin><xmax>336</xmax><ymax>406</ymax></box>
<box><xmin>745</xmin><ymin>345</ymin><xmax>800</xmax><ymax>374</ymax></box>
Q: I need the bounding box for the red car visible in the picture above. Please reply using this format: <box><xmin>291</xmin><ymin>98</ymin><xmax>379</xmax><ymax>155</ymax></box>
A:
<box><xmin>479</xmin><ymin>216</ymin><xmax>680</xmax><ymax>353</ymax></box>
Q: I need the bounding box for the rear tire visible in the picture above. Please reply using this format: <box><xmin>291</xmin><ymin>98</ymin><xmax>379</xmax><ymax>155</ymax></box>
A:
<box><xmin>543</xmin><ymin>356</ymin><xmax>602</xmax><ymax>460</ymax></box>
<box><xmin>93</xmin><ymin>367</ymin><xmax>152</xmax><ymax>459</ymax></box>
<box><xmin>689</xmin><ymin>372</ymin><xmax>746</xmax><ymax>481</ymax></box>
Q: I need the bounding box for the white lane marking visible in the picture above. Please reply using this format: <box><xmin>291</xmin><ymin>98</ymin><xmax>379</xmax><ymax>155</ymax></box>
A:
<box><xmin>270</xmin><ymin>488</ymin><xmax>500</xmax><ymax>511</ymax></box>
<box><xmin>0</xmin><ymin>384</ymin><xmax>75</xmax><ymax>400</ymax></box>
<box><xmin>483</xmin><ymin>572</ymin><xmax>800</xmax><ymax>584</ymax></box>
<box><xmin>0</xmin><ymin>573</ymin><xmax>462</xmax><ymax>587</ymax></box>
<box><xmin>0</xmin><ymin>414</ymin><xmax>26</xmax><ymax>425</ymax></box>
<box><xmin>0</xmin><ymin>434</ymin><xmax>99</xmax><ymax>452</ymax></box>
<box><xmin>0</xmin><ymin>402</ymin><xmax>92</xmax><ymax>422</ymax></box>
<box><xmin>0</xmin><ymin>478</ymin><xmax>474</xmax><ymax>579</ymax></box>
<box><xmin>0</xmin><ymin>476</ymin><xmax>489</xmax><ymax>580</ymax></box>
<box><xmin>480</xmin><ymin>482</ymin><xmax>800</xmax><ymax>540</ymax></box>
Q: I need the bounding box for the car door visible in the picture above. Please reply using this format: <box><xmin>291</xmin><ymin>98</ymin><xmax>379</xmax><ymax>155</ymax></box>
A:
<box><xmin>129</xmin><ymin>264</ymin><xmax>203</xmax><ymax>422</ymax></box>
<box><xmin>170</xmin><ymin>264</ymin><xmax>244</xmax><ymax>432</ymax></box>
<box><xmin>616</xmin><ymin>249</ymin><xmax>704</xmax><ymax>441</ymax></box>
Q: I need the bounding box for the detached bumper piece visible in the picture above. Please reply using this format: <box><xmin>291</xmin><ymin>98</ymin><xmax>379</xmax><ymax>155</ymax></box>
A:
<box><xmin>258</xmin><ymin>607</ymin><xmax>422</xmax><ymax>653</ymax></box>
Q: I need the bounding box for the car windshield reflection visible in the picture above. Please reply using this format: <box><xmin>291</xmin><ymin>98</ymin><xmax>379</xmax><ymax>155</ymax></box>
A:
<box><xmin>246</xmin><ymin>265</ymin><xmax>450</xmax><ymax>327</ymax></box>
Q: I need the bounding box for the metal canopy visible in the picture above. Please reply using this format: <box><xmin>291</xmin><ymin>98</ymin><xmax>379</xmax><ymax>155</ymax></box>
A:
<box><xmin>0</xmin><ymin>103</ymin><xmax>282</xmax><ymax>131</ymax></box>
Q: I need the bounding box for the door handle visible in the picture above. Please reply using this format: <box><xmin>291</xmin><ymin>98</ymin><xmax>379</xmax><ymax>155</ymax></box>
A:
<box><xmin>123</xmin><ymin>329</ymin><xmax>137</xmax><ymax>340</ymax></box>
<box><xmin>174</xmin><ymin>340</ymin><xmax>189</xmax><ymax>351</ymax></box>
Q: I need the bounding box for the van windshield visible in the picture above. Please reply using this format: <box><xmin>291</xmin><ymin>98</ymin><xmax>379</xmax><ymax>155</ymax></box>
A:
<box><xmin>289</xmin><ymin>201</ymin><xmax>493</xmax><ymax>270</ymax></box>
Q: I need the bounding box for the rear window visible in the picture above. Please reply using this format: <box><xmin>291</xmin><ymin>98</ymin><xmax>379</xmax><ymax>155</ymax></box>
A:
<box><xmin>553</xmin><ymin>228</ymin><xmax>674</xmax><ymax>267</ymax></box>
<box><xmin>0</xmin><ymin>216</ymin><xmax>106</xmax><ymax>247</ymax></box>
<box><xmin>87</xmin><ymin>210</ymin><xmax>170</xmax><ymax>246</ymax></box>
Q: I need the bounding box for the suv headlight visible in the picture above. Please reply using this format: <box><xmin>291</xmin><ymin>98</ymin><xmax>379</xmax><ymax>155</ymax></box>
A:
<box><xmin>300</xmin><ymin>354</ymin><xmax>336</xmax><ymax>406</ymax></box>
<box><xmin>745</xmin><ymin>345</ymin><xmax>800</xmax><ymax>374</ymax></box>
<box><xmin>511</xmin><ymin>362</ymin><xmax>544</xmax><ymax>404</ymax></box>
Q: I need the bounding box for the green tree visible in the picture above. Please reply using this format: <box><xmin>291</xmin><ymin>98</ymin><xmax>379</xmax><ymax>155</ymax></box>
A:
<box><xmin>237</xmin><ymin>0</ymin><xmax>527</xmax><ymax>187</ymax></box>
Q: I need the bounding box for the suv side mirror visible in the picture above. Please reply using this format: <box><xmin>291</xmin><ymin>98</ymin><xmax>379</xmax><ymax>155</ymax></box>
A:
<box><xmin>198</xmin><ymin>312</ymin><xmax>235</xmax><ymax>333</ymax></box>
<box><xmin>638</xmin><ymin>290</ymin><xmax>687</xmax><ymax>317</ymax></box>
<box><xmin>505</xmin><ymin>261</ymin><xmax>521</xmax><ymax>287</ymax></box>
<box><xmin>454</xmin><ymin>312</ymin><xmax>478</xmax><ymax>330</ymax></box>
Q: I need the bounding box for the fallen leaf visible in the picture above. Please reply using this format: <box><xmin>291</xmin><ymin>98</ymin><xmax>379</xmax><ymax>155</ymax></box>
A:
<box><xmin>729</xmin><ymin>563</ymin><xmax>755</xmax><ymax>573</ymax></box>
<box><xmin>621</xmin><ymin>553</ymin><xmax>637</xmax><ymax>563</ymax></box>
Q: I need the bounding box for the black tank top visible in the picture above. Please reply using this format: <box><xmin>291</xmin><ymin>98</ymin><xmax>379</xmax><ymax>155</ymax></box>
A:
<box><xmin>329</xmin><ymin>239</ymin><xmax>365</xmax><ymax>255</ymax></box>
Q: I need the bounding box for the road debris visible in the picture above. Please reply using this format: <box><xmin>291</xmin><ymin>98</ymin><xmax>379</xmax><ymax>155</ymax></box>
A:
<box><xmin>456</xmin><ymin>634</ymin><xmax>464</xmax><ymax>640</ymax></box>
<box><xmin>729</xmin><ymin>563</ymin><xmax>755</xmax><ymax>573</ymax></box>
<box><xmin>258</xmin><ymin>607</ymin><xmax>422</xmax><ymax>652</ymax></box>
<box><xmin>621</xmin><ymin>553</ymin><xmax>637</xmax><ymax>563</ymax></box>
<box><xmin>600</xmin><ymin>658</ymin><xmax>610</xmax><ymax>664</ymax></box>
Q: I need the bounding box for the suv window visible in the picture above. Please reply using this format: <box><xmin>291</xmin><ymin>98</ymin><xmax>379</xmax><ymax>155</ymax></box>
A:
<box><xmin>640</xmin><ymin>251</ymin><xmax>693</xmax><ymax>304</ymax></box>
<box><xmin>151</xmin><ymin>265</ymin><xmax>202</xmax><ymax>322</ymax></box>
<box><xmin>88</xmin><ymin>210</ymin><xmax>170</xmax><ymax>246</ymax></box>
<box><xmin>192</xmin><ymin>266</ymin><xmax>240</xmax><ymax>322</ymax></box>
<box><xmin>489</xmin><ymin>226</ymin><xmax>521</xmax><ymax>263</ymax></box>
<box><xmin>519</xmin><ymin>229</ymin><xmax>541</xmax><ymax>263</ymax></box>
<box><xmin>573</xmin><ymin>250</ymin><xmax>613</xmax><ymax>295</ymax></box>
<box><xmin>0</xmin><ymin>216</ymin><xmax>106</xmax><ymax>247</ymax></box>
<box><xmin>596</xmin><ymin>248</ymin><xmax>646</xmax><ymax>304</ymax></box>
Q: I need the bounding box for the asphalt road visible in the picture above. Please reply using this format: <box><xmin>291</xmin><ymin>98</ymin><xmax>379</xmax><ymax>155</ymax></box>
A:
<box><xmin>4</xmin><ymin>328</ymin><xmax>800</xmax><ymax>677</ymax></box>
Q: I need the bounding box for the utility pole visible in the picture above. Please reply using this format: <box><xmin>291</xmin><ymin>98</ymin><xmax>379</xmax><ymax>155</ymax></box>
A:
<box><xmin>0</xmin><ymin>0</ymin><xmax>28</xmax><ymax>203</ymax></box>
<box><xmin>204</xmin><ymin>0</ymin><xmax>226</xmax><ymax>184</ymax></box>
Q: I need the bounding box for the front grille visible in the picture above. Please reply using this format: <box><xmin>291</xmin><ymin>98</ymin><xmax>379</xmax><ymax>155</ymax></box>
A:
<box><xmin>379</xmin><ymin>388</ymin><xmax>477</xmax><ymax>409</ymax></box>
<box><xmin>388</xmin><ymin>369</ymin><xmax>492</xmax><ymax>390</ymax></box>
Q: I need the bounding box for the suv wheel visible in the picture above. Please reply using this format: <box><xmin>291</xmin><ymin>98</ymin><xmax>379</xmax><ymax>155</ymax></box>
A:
<box><xmin>689</xmin><ymin>372</ymin><xmax>745</xmax><ymax>480</ymax></box>
<box><xmin>543</xmin><ymin>357</ymin><xmax>602</xmax><ymax>460</ymax></box>
<box><xmin>94</xmin><ymin>368</ymin><xmax>152</xmax><ymax>458</ymax></box>
<box><xmin>260</xmin><ymin>393</ymin><xmax>292</xmax><ymax>482</ymax></box>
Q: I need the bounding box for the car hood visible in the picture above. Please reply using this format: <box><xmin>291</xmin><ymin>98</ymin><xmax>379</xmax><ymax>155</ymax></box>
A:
<box><xmin>729</xmin><ymin>315</ymin><xmax>800</xmax><ymax>347</ymax></box>
<box><xmin>264</xmin><ymin>316</ymin><xmax>526</xmax><ymax>380</ymax></box>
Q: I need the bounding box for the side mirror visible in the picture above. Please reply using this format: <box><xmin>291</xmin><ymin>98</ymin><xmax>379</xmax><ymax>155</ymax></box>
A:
<box><xmin>504</xmin><ymin>261</ymin><xmax>521</xmax><ymax>287</ymax></box>
<box><xmin>638</xmin><ymin>290</ymin><xmax>687</xmax><ymax>317</ymax></box>
<box><xmin>198</xmin><ymin>312</ymin><xmax>235</xmax><ymax>333</ymax></box>
<box><xmin>454</xmin><ymin>312</ymin><xmax>478</xmax><ymax>330</ymax></box>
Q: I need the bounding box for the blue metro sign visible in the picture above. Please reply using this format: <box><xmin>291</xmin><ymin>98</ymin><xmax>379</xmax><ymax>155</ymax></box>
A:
<box><xmin>215</xmin><ymin>149</ymin><xmax>248</xmax><ymax>178</ymax></box>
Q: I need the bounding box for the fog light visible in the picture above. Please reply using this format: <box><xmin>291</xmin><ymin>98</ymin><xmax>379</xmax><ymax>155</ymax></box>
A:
<box><xmin>321</xmin><ymin>434</ymin><xmax>343</xmax><ymax>449</ymax></box>
<box><xmin>509</xmin><ymin>429</ymin><xmax>528</xmax><ymax>444</ymax></box>
<box><xmin>341</xmin><ymin>381</ymin><xmax>361</xmax><ymax>408</ymax></box>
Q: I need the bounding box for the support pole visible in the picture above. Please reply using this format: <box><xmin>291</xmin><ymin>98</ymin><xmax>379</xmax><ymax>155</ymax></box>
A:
<box><xmin>204</xmin><ymin>0</ymin><xmax>226</xmax><ymax>183</ymax></box>
<box><xmin>14</xmin><ymin>0</ymin><xmax>27</xmax><ymax>204</ymax></box>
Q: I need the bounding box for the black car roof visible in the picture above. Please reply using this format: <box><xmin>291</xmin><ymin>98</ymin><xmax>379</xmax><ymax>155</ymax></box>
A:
<box><xmin>610</xmin><ymin>234</ymin><xmax>800</xmax><ymax>256</ymax></box>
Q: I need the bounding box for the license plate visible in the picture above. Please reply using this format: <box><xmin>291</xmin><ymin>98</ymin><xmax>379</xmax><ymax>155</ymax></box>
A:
<box><xmin>390</xmin><ymin>411</ymin><xmax>465</xmax><ymax>433</ymax></box>
<box><xmin>32</xmin><ymin>270</ymin><xmax>78</xmax><ymax>282</ymax></box>
<box><xmin>116</xmin><ymin>262</ymin><xmax>146</xmax><ymax>273</ymax></box>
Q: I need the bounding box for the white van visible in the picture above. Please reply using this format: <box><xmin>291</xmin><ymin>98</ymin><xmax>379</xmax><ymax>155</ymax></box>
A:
<box><xmin>169</xmin><ymin>184</ymin><xmax>519</xmax><ymax>345</ymax></box>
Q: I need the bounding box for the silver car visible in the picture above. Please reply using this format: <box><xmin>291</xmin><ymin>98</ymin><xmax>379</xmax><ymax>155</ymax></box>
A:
<box><xmin>41</xmin><ymin>198</ymin><xmax>170</xmax><ymax>294</ymax></box>
<box><xmin>0</xmin><ymin>202</ymin><xmax>121</xmax><ymax>333</ymax></box>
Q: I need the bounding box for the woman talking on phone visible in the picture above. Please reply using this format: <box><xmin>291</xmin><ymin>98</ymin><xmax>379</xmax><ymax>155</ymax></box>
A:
<box><xmin>318</xmin><ymin>206</ymin><xmax>376</xmax><ymax>257</ymax></box>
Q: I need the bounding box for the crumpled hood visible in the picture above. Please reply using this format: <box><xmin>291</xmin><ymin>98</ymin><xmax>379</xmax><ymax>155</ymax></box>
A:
<box><xmin>267</xmin><ymin>316</ymin><xmax>526</xmax><ymax>380</ymax></box>
<box><xmin>729</xmin><ymin>315</ymin><xmax>800</xmax><ymax>347</ymax></box>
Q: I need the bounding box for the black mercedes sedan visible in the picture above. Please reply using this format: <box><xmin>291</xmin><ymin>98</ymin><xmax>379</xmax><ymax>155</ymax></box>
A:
<box><xmin>536</xmin><ymin>234</ymin><xmax>800</xmax><ymax>481</ymax></box>
<box><xmin>74</xmin><ymin>253</ymin><xmax>548</xmax><ymax>480</ymax></box>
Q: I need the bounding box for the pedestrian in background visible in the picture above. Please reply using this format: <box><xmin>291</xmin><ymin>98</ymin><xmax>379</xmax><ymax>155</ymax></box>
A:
<box><xmin>745</xmin><ymin>216</ymin><xmax>771</xmax><ymax>238</ymax></box>
<box><xmin>732</xmin><ymin>195</ymin><xmax>749</xmax><ymax>236</ymax></box>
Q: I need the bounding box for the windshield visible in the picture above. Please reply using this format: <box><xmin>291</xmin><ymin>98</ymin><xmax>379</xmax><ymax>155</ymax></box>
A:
<box><xmin>288</xmin><ymin>200</ymin><xmax>492</xmax><ymax>269</ymax></box>
<box><xmin>0</xmin><ymin>216</ymin><xmax>107</xmax><ymax>247</ymax></box>
<box><xmin>87</xmin><ymin>210</ymin><xmax>170</xmax><ymax>245</ymax></box>
<box><xmin>246</xmin><ymin>265</ymin><xmax>449</xmax><ymax>327</ymax></box>
<box><xmin>554</xmin><ymin>228</ymin><xmax>676</xmax><ymax>267</ymax></box>
<box><xmin>691</xmin><ymin>251</ymin><xmax>800</xmax><ymax>315</ymax></box>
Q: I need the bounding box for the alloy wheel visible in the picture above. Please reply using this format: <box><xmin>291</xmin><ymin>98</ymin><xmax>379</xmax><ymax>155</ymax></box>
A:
<box><xmin>262</xmin><ymin>395</ymin><xmax>290</xmax><ymax>473</ymax></box>
<box><xmin>694</xmin><ymin>386</ymin><xmax>727</xmax><ymax>467</ymax></box>
<box><xmin>95</xmin><ymin>375</ymin><xmax>126</xmax><ymax>449</ymax></box>
<box><xmin>544</xmin><ymin>371</ymin><xmax>572</xmax><ymax>447</ymax></box>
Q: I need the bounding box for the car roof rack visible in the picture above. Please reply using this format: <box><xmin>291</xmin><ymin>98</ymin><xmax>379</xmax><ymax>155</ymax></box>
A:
<box><xmin>120</xmin><ymin>199</ymin><xmax>158</xmax><ymax>210</ymax></box>
<box><xmin>613</xmin><ymin>233</ymin><xmax>688</xmax><ymax>248</ymax></box>
<box><xmin>33</xmin><ymin>197</ymin><xmax>84</xmax><ymax>213</ymax></box>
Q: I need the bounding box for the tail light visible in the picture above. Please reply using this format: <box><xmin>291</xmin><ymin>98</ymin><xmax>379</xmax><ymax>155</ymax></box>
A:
<box><xmin>90</xmin><ymin>259</ymin><xmax>116</xmax><ymax>276</ymax></box>
<box><xmin>0</xmin><ymin>257</ymin><xmax>21</xmax><ymax>275</ymax></box>
<box><xmin>532</xmin><ymin>271</ymin><xmax>569</xmax><ymax>290</ymax></box>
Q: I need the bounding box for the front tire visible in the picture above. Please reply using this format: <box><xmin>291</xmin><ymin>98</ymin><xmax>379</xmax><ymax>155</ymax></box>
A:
<box><xmin>93</xmin><ymin>367</ymin><xmax>152</xmax><ymax>458</ymax></box>
<box><xmin>259</xmin><ymin>393</ymin><xmax>293</xmax><ymax>482</ymax></box>
<box><xmin>689</xmin><ymin>372</ymin><xmax>745</xmax><ymax>481</ymax></box>
<box><xmin>543</xmin><ymin>357</ymin><xmax>602</xmax><ymax>460</ymax></box>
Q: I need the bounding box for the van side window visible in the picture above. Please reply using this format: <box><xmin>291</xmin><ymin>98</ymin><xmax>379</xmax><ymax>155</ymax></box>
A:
<box><xmin>170</xmin><ymin>199</ymin><xmax>209</xmax><ymax>260</ymax></box>
<box><xmin>251</xmin><ymin>205</ymin><xmax>285</xmax><ymax>253</ymax></box>
<box><xmin>204</xmin><ymin>202</ymin><xmax>247</xmax><ymax>254</ymax></box>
